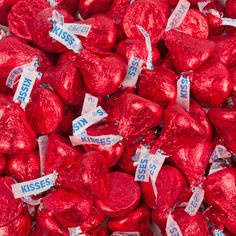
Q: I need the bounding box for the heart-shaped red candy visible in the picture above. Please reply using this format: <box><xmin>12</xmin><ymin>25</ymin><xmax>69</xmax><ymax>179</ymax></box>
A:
<box><xmin>203</xmin><ymin>0</ymin><xmax>224</xmax><ymax>36</ymax></box>
<box><xmin>204</xmin><ymin>168</ymin><xmax>236</xmax><ymax>234</ymax></box>
<box><xmin>107</xmin><ymin>93</ymin><xmax>163</xmax><ymax>144</ymax></box>
<box><xmin>29</xmin><ymin>8</ymin><xmax>74</xmax><ymax>53</ymax></box>
<box><xmin>33</xmin><ymin>210</ymin><xmax>68</xmax><ymax>236</ymax></box>
<box><xmin>76</xmin><ymin>14</ymin><xmax>116</xmax><ymax>52</ymax></box>
<box><xmin>141</xmin><ymin>165</ymin><xmax>187</xmax><ymax>231</ymax></box>
<box><xmin>0</xmin><ymin>98</ymin><xmax>36</xmax><ymax>154</ymax></box>
<box><xmin>205</xmin><ymin>168</ymin><xmax>236</xmax><ymax>218</ymax></box>
<box><xmin>163</xmin><ymin>30</ymin><xmax>215</xmax><ymax>72</ymax></box>
<box><xmin>44</xmin><ymin>133</ymin><xmax>82</xmax><ymax>175</ymax></box>
<box><xmin>0</xmin><ymin>214</ymin><xmax>31</xmax><ymax>236</ymax></box>
<box><xmin>7</xmin><ymin>151</ymin><xmax>40</xmax><ymax>182</ymax></box>
<box><xmin>190</xmin><ymin>60</ymin><xmax>232</xmax><ymax>107</ymax></box>
<box><xmin>170</xmin><ymin>141</ymin><xmax>213</xmax><ymax>186</ymax></box>
<box><xmin>204</xmin><ymin>206</ymin><xmax>236</xmax><ymax>234</ymax></box>
<box><xmin>83</xmin><ymin>123</ymin><xmax>124</xmax><ymax>168</ymax></box>
<box><xmin>153</xmin><ymin>101</ymin><xmax>211</xmax><ymax>154</ymax></box>
<box><xmin>138</xmin><ymin>66</ymin><xmax>177</xmax><ymax>108</ymax></box>
<box><xmin>208</xmin><ymin>108</ymin><xmax>236</xmax><ymax>153</ymax></box>
<box><xmin>96</xmin><ymin>172</ymin><xmax>141</xmax><ymax>217</ymax></box>
<box><xmin>123</xmin><ymin>0</ymin><xmax>169</xmax><ymax>44</ymax></box>
<box><xmin>43</xmin><ymin>62</ymin><xmax>85</xmax><ymax>105</ymax></box>
<box><xmin>210</xmin><ymin>35</ymin><xmax>236</xmax><ymax>67</ymax></box>
<box><xmin>25</xmin><ymin>88</ymin><xmax>64</xmax><ymax>134</ymax></box>
<box><xmin>0</xmin><ymin>177</ymin><xmax>23</xmax><ymax>227</ymax></box>
<box><xmin>177</xmin><ymin>9</ymin><xmax>209</xmax><ymax>39</ymax></box>
<box><xmin>8</xmin><ymin>0</ymin><xmax>49</xmax><ymax>40</ymax></box>
<box><xmin>76</xmin><ymin>49</ymin><xmax>127</xmax><ymax>97</ymax></box>
<box><xmin>108</xmin><ymin>204</ymin><xmax>151</xmax><ymax>235</ymax></box>
<box><xmin>162</xmin><ymin>208</ymin><xmax>210</xmax><ymax>236</ymax></box>
<box><xmin>0</xmin><ymin>36</ymin><xmax>49</xmax><ymax>80</ymax></box>
<box><xmin>58</xmin><ymin>151</ymin><xmax>110</xmax><ymax>201</ymax></box>
<box><xmin>9</xmin><ymin>0</ymin><xmax>78</xmax><ymax>40</ymax></box>
<box><xmin>42</xmin><ymin>187</ymin><xmax>94</xmax><ymax>227</ymax></box>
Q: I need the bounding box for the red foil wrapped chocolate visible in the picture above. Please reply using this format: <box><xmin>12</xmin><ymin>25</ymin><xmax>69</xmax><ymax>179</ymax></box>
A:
<box><xmin>177</xmin><ymin>9</ymin><xmax>209</xmax><ymax>39</ymax></box>
<box><xmin>138</xmin><ymin>66</ymin><xmax>177</xmax><ymax>107</ymax></box>
<box><xmin>167</xmin><ymin>208</ymin><xmax>210</xmax><ymax>236</ymax></box>
<box><xmin>0</xmin><ymin>214</ymin><xmax>31</xmax><ymax>236</ymax></box>
<box><xmin>163</xmin><ymin>30</ymin><xmax>215</xmax><ymax>72</ymax></box>
<box><xmin>76</xmin><ymin>49</ymin><xmax>127</xmax><ymax>97</ymax></box>
<box><xmin>83</xmin><ymin>123</ymin><xmax>124</xmax><ymax>168</ymax></box>
<box><xmin>108</xmin><ymin>204</ymin><xmax>151</xmax><ymax>235</ymax></box>
<box><xmin>42</xmin><ymin>187</ymin><xmax>94</xmax><ymax>227</ymax></box>
<box><xmin>141</xmin><ymin>165</ymin><xmax>187</xmax><ymax>231</ymax></box>
<box><xmin>7</xmin><ymin>151</ymin><xmax>40</xmax><ymax>182</ymax></box>
<box><xmin>205</xmin><ymin>168</ymin><xmax>236</xmax><ymax>234</ymax></box>
<box><xmin>107</xmin><ymin>93</ymin><xmax>163</xmax><ymax>144</ymax></box>
<box><xmin>76</xmin><ymin>14</ymin><xmax>117</xmax><ymax>52</ymax></box>
<box><xmin>117</xmin><ymin>38</ymin><xmax>160</xmax><ymax>65</ymax></box>
<box><xmin>0</xmin><ymin>177</ymin><xmax>23</xmax><ymax>226</ymax></box>
<box><xmin>43</xmin><ymin>62</ymin><xmax>85</xmax><ymax>105</ymax></box>
<box><xmin>190</xmin><ymin>60</ymin><xmax>232</xmax><ymax>107</ymax></box>
<box><xmin>0</xmin><ymin>98</ymin><xmax>36</xmax><ymax>154</ymax></box>
<box><xmin>78</xmin><ymin>0</ymin><xmax>112</xmax><ymax>19</ymax></box>
<box><xmin>96</xmin><ymin>172</ymin><xmax>141</xmax><ymax>217</ymax></box>
<box><xmin>44</xmin><ymin>133</ymin><xmax>82</xmax><ymax>175</ymax></box>
<box><xmin>25</xmin><ymin>88</ymin><xmax>64</xmax><ymax>134</ymax></box>
<box><xmin>208</xmin><ymin>108</ymin><xmax>236</xmax><ymax>153</ymax></box>
<box><xmin>58</xmin><ymin>151</ymin><xmax>110</xmax><ymax>201</ymax></box>
<box><xmin>28</xmin><ymin>8</ymin><xmax>74</xmax><ymax>53</ymax></box>
<box><xmin>8</xmin><ymin>0</ymin><xmax>49</xmax><ymax>40</ymax></box>
<box><xmin>123</xmin><ymin>0</ymin><xmax>169</xmax><ymax>44</ymax></box>
<box><xmin>0</xmin><ymin>0</ymin><xmax>236</xmax><ymax>234</ymax></box>
<box><xmin>170</xmin><ymin>141</ymin><xmax>213</xmax><ymax>186</ymax></box>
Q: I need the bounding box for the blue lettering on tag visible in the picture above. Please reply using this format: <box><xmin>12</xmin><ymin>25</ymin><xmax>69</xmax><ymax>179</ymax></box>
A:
<box><xmin>149</xmin><ymin>163</ymin><xmax>157</xmax><ymax>176</ymax></box>
<box><xmin>170</xmin><ymin>227</ymin><xmax>177</xmax><ymax>233</ymax></box>
<box><xmin>51</xmin><ymin>22</ymin><xmax>75</xmax><ymax>46</ymax></box>
<box><xmin>29</xmin><ymin>183</ymin><xmax>35</xmax><ymax>191</ymax></box>
<box><xmin>20</xmin><ymin>178</ymin><xmax>52</xmax><ymax>194</ymax></box>
<box><xmin>73</xmin><ymin>118</ymin><xmax>88</xmax><ymax>134</ymax></box>
<box><xmin>79</xmin><ymin>136</ymin><xmax>113</xmax><ymax>145</ymax></box>
<box><xmin>169</xmin><ymin>226</ymin><xmax>181</xmax><ymax>236</ymax></box>
<box><xmin>127</xmin><ymin>57</ymin><xmax>141</xmax><ymax>77</ymax></box>
<box><xmin>137</xmin><ymin>158</ymin><xmax>148</xmax><ymax>180</ymax></box>
<box><xmin>106</xmin><ymin>137</ymin><xmax>111</xmax><ymax>145</ymax></box>
<box><xmin>21</xmin><ymin>185</ymin><xmax>27</xmax><ymax>193</ymax></box>
<box><xmin>179</xmin><ymin>4</ymin><xmax>187</xmax><ymax>13</ymax></box>
<box><xmin>96</xmin><ymin>108</ymin><xmax>104</xmax><ymax>116</ymax></box>
<box><xmin>35</xmin><ymin>182</ymin><xmax>40</xmax><ymax>190</ymax></box>
<box><xmin>180</xmin><ymin>77</ymin><xmax>188</xmax><ymax>99</ymax></box>
<box><xmin>17</xmin><ymin>77</ymin><xmax>32</xmax><ymax>102</ymax></box>
<box><xmin>171</xmin><ymin>4</ymin><xmax>188</xmax><ymax>27</ymax></box>
<box><xmin>52</xmin><ymin>23</ymin><xmax>60</xmax><ymax>35</ymax></box>
<box><xmin>81</xmin><ymin>136</ymin><xmax>87</xmax><ymax>142</ymax></box>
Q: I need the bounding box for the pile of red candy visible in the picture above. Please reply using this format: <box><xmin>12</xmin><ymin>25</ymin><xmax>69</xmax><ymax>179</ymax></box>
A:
<box><xmin>0</xmin><ymin>0</ymin><xmax>236</xmax><ymax>235</ymax></box>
